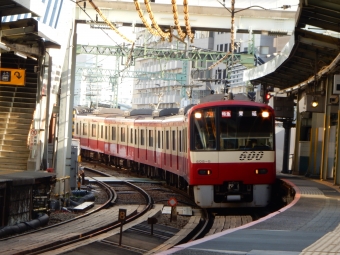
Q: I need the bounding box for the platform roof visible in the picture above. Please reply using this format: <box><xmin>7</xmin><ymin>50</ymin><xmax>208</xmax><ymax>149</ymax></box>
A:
<box><xmin>0</xmin><ymin>1</ymin><xmax>60</xmax><ymax>57</ymax></box>
<box><xmin>244</xmin><ymin>0</ymin><xmax>340</xmax><ymax>91</ymax></box>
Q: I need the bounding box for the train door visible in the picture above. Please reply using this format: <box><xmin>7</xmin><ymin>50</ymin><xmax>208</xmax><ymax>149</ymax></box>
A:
<box><xmin>164</xmin><ymin>126</ymin><xmax>170</xmax><ymax>169</ymax></box>
<box><xmin>110</xmin><ymin>124</ymin><xmax>117</xmax><ymax>155</ymax></box>
<box><xmin>127</xmin><ymin>125</ymin><xmax>134</xmax><ymax>159</ymax></box>
<box><xmin>104</xmin><ymin>124</ymin><xmax>109</xmax><ymax>154</ymax></box>
<box><xmin>118</xmin><ymin>124</ymin><xmax>128</xmax><ymax>157</ymax></box>
<box><xmin>147</xmin><ymin>127</ymin><xmax>156</xmax><ymax>165</ymax></box>
<box><xmin>140</xmin><ymin>126</ymin><xmax>147</xmax><ymax>162</ymax></box>
<box><xmin>155</xmin><ymin>128</ymin><xmax>162</xmax><ymax>166</ymax></box>
<box><xmin>89</xmin><ymin>122</ymin><xmax>98</xmax><ymax>151</ymax></box>
<box><xmin>98</xmin><ymin>123</ymin><xmax>105</xmax><ymax>152</ymax></box>
<box><xmin>178</xmin><ymin>127</ymin><xmax>183</xmax><ymax>174</ymax></box>
<box><xmin>171</xmin><ymin>127</ymin><xmax>178</xmax><ymax>170</ymax></box>
<box><xmin>134</xmin><ymin>126</ymin><xmax>139</xmax><ymax>160</ymax></box>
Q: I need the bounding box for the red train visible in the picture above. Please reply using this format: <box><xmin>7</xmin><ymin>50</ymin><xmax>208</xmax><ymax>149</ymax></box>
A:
<box><xmin>74</xmin><ymin>99</ymin><xmax>276</xmax><ymax>208</ymax></box>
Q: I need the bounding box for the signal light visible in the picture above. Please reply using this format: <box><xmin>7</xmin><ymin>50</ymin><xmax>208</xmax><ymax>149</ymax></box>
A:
<box><xmin>265</xmin><ymin>94</ymin><xmax>271</xmax><ymax>100</ymax></box>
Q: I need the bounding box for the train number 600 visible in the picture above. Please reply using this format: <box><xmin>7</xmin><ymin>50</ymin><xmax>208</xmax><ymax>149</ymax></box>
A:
<box><xmin>239</xmin><ymin>151</ymin><xmax>263</xmax><ymax>161</ymax></box>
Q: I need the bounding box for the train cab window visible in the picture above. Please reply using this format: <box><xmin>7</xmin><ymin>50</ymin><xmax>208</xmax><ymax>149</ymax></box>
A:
<box><xmin>192</xmin><ymin>108</ymin><xmax>217</xmax><ymax>150</ymax></box>
<box><xmin>83</xmin><ymin>123</ymin><xmax>88</xmax><ymax>135</ymax></box>
<box><xmin>121</xmin><ymin>127</ymin><xmax>125</xmax><ymax>142</ymax></box>
<box><xmin>100</xmin><ymin>125</ymin><xmax>103</xmax><ymax>139</ymax></box>
<box><xmin>91</xmin><ymin>124</ymin><xmax>96</xmax><ymax>137</ymax></box>
<box><xmin>112</xmin><ymin>126</ymin><xmax>116</xmax><ymax>140</ymax></box>
<box><xmin>172</xmin><ymin>130</ymin><xmax>176</xmax><ymax>151</ymax></box>
<box><xmin>149</xmin><ymin>130</ymin><xmax>153</xmax><ymax>147</ymax></box>
<box><xmin>166</xmin><ymin>130</ymin><xmax>169</xmax><ymax>150</ymax></box>
<box><xmin>140</xmin><ymin>129</ymin><xmax>145</xmax><ymax>145</ymax></box>
<box><xmin>219</xmin><ymin>107</ymin><xmax>274</xmax><ymax>151</ymax></box>
<box><xmin>157</xmin><ymin>130</ymin><xmax>161</xmax><ymax>149</ymax></box>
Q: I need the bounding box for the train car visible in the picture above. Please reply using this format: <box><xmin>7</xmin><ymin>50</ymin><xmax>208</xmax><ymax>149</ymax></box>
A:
<box><xmin>74</xmin><ymin>98</ymin><xmax>276</xmax><ymax>208</ymax></box>
<box><xmin>187</xmin><ymin>100</ymin><xmax>276</xmax><ymax>208</ymax></box>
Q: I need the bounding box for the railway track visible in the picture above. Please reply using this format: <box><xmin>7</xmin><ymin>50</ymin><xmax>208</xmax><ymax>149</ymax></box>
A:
<box><xmin>0</xmin><ymin>161</ymin><xmax>279</xmax><ymax>255</ymax></box>
<box><xmin>0</xmin><ymin>174</ymin><xmax>154</xmax><ymax>255</ymax></box>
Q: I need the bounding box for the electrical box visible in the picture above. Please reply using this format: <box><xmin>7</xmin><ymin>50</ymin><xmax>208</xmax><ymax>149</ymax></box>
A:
<box><xmin>269</xmin><ymin>95</ymin><xmax>294</xmax><ymax>118</ymax></box>
<box><xmin>333</xmin><ymin>74</ymin><xmax>340</xmax><ymax>94</ymax></box>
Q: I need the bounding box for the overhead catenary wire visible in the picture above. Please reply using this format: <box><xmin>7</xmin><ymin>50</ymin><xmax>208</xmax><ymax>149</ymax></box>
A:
<box><xmin>72</xmin><ymin>0</ymin><xmax>125</xmax><ymax>48</ymax></box>
<box><xmin>88</xmin><ymin>0</ymin><xmax>135</xmax><ymax>44</ymax></box>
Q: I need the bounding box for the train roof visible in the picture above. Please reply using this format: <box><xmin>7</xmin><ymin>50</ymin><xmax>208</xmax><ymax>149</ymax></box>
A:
<box><xmin>189</xmin><ymin>99</ymin><xmax>274</xmax><ymax>115</ymax></box>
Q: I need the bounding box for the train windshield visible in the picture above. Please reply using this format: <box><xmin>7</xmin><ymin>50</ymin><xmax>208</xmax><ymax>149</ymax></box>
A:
<box><xmin>192</xmin><ymin>106</ymin><xmax>274</xmax><ymax>151</ymax></box>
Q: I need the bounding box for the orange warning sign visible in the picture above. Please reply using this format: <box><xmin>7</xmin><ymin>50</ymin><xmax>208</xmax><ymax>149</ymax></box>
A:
<box><xmin>0</xmin><ymin>68</ymin><xmax>25</xmax><ymax>86</ymax></box>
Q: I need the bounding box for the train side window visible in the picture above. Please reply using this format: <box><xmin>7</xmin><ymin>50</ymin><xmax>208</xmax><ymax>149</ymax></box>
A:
<box><xmin>166</xmin><ymin>130</ymin><xmax>169</xmax><ymax>150</ymax></box>
<box><xmin>105</xmin><ymin>126</ymin><xmax>108</xmax><ymax>139</ymax></box>
<box><xmin>179</xmin><ymin>130</ymin><xmax>182</xmax><ymax>152</ymax></box>
<box><xmin>162</xmin><ymin>131</ymin><xmax>164</xmax><ymax>149</ymax></box>
<box><xmin>149</xmin><ymin>129</ymin><xmax>153</xmax><ymax>147</ymax></box>
<box><xmin>121</xmin><ymin>127</ymin><xmax>125</xmax><ymax>142</ymax></box>
<box><xmin>100</xmin><ymin>125</ymin><xmax>103</xmax><ymax>139</ymax></box>
<box><xmin>130</xmin><ymin>128</ymin><xmax>133</xmax><ymax>143</ymax></box>
<box><xmin>83</xmin><ymin>123</ymin><xmax>87</xmax><ymax>135</ymax></box>
<box><xmin>140</xmin><ymin>129</ymin><xmax>145</xmax><ymax>145</ymax></box>
<box><xmin>91</xmin><ymin>124</ymin><xmax>96</xmax><ymax>137</ymax></box>
<box><xmin>135</xmin><ymin>129</ymin><xmax>137</xmax><ymax>145</ymax></box>
<box><xmin>76</xmin><ymin>123</ymin><xmax>79</xmax><ymax>135</ymax></box>
<box><xmin>112</xmin><ymin>126</ymin><xmax>116</xmax><ymax>140</ymax></box>
<box><xmin>184</xmin><ymin>128</ymin><xmax>187</xmax><ymax>152</ymax></box>
<box><xmin>172</xmin><ymin>130</ymin><xmax>176</xmax><ymax>151</ymax></box>
<box><xmin>157</xmin><ymin>130</ymin><xmax>161</xmax><ymax>149</ymax></box>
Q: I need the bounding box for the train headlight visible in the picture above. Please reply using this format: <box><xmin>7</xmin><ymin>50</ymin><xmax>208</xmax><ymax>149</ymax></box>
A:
<box><xmin>195</xmin><ymin>112</ymin><xmax>202</xmax><ymax>119</ymax></box>
<box><xmin>255</xmin><ymin>168</ymin><xmax>268</xmax><ymax>174</ymax></box>
<box><xmin>198</xmin><ymin>169</ymin><xmax>211</xmax><ymax>175</ymax></box>
<box><xmin>262</xmin><ymin>111</ymin><xmax>269</xmax><ymax>118</ymax></box>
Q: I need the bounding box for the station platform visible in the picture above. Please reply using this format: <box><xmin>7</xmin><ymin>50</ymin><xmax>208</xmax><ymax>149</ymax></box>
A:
<box><xmin>162</xmin><ymin>174</ymin><xmax>340</xmax><ymax>255</ymax></box>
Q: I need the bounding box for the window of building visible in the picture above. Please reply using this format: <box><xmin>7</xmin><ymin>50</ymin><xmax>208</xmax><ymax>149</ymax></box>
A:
<box><xmin>260</xmin><ymin>46</ymin><xmax>269</xmax><ymax>55</ymax></box>
<box><xmin>220</xmin><ymin>44</ymin><xmax>223</xmax><ymax>51</ymax></box>
<box><xmin>224</xmin><ymin>43</ymin><xmax>228</xmax><ymax>52</ymax></box>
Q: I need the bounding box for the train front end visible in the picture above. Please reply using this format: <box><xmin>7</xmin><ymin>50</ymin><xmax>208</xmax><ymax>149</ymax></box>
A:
<box><xmin>188</xmin><ymin>100</ymin><xmax>276</xmax><ymax>208</ymax></box>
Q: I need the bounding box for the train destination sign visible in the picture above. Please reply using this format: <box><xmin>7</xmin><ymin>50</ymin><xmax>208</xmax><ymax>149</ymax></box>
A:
<box><xmin>0</xmin><ymin>68</ymin><xmax>25</xmax><ymax>86</ymax></box>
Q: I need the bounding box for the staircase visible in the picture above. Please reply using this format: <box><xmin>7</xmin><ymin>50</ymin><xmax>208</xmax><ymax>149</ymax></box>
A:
<box><xmin>0</xmin><ymin>54</ymin><xmax>38</xmax><ymax>172</ymax></box>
